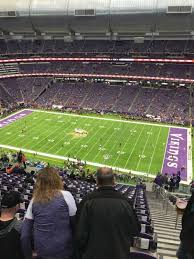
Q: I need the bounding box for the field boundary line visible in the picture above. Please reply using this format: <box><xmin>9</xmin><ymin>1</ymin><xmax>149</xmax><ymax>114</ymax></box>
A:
<box><xmin>160</xmin><ymin>128</ymin><xmax>170</xmax><ymax>175</ymax></box>
<box><xmin>187</xmin><ymin>128</ymin><xmax>193</xmax><ymax>182</ymax></box>
<box><xmin>0</xmin><ymin>144</ymin><xmax>189</xmax><ymax>184</ymax></box>
<box><xmin>21</xmin><ymin>109</ymin><xmax>187</xmax><ymax>129</ymax></box>
<box><xmin>147</xmin><ymin>127</ymin><xmax>162</xmax><ymax>173</ymax></box>
<box><xmin>0</xmin><ymin>144</ymin><xmax>156</xmax><ymax>178</ymax></box>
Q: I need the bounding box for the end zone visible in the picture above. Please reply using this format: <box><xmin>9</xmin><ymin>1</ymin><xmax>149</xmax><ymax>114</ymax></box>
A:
<box><xmin>161</xmin><ymin>127</ymin><xmax>192</xmax><ymax>184</ymax></box>
<box><xmin>0</xmin><ymin>110</ymin><xmax>33</xmax><ymax>128</ymax></box>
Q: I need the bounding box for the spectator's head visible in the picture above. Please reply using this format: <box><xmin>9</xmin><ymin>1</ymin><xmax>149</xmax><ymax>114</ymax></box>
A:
<box><xmin>33</xmin><ymin>167</ymin><xmax>63</xmax><ymax>203</ymax></box>
<box><xmin>0</xmin><ymin>191</ymin><xmax>22</xmax><ymax>217</ymax></box>
<box><xmin>96</xmin><ymin>167</ymin><xmax>115</xmax><ymax>187</ymax></box>
<box><xmin>190</xmin><ymin>181</ymin><xmax>194</xmax><ymax>194</ymax></box>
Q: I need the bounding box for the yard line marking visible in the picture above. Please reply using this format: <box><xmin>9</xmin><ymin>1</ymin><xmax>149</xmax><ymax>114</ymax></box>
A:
<box><xmin>135</xmin><ymin>126</ymin><xmax>154</xmax><ymax>171</ymax></box>
<box><xmin>124</xmin><ymin>125</ymin><xmax>146</xmax><ymax>168</ymax></box>
<box><xmin>113</xmin><ymin>124</ymin><xmax>139</xmax><ymax>166</ymax></box>
<box><xmin>59</xmin><ymin>118</ymin><xmax>107</xmax><ymax>157</ymax></box>
<box><xmin>46</xmin><ymin>117</ymin><xmax>84</xmax><ymax>153</ymax></box>
<box><xmin>55</xmin><ymin>117</ymin><xmax>93</xmax><ymax>155</ymax></box>
<box><xmin>81</xmin><ymin>121</ymin><xmax>115</xmax><ymax>160</ymax></box>
<box><xmin>23</xmin><ymin>114</ymin><xmax>61</xmax><ymax>149</ymax></box>
<box><xmin>147</xmin><ymin>127</ymin><xmax>162</xmax><ymax>173</ymax></box>
<box><xmin>32</xmin><ymin>117</ymin><xmax>72</xmax><ymax>150</ymax></box>
<box><xmin>0</xmin><ymin>112</ymin><xmax>51</xmax><ymax>145</ymax></box>
<box><xmin>91</xmin><ymin>121</ymin><xmax>120</xmax><ymax>162</ymax></box>
<box><xmin>21</xmin><ymin>113</ymin><xmax>62</xmax><ymax>148</ymax></box>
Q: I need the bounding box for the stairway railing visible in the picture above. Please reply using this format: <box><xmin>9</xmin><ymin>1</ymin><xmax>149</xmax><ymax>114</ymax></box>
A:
<box><xmin>152</xmin><ymin>183</ymin><xmax>191</xmax><ymax>228</ymax></box>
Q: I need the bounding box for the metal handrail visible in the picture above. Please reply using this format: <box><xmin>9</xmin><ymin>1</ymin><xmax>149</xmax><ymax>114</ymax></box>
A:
<box><xmin>152</xmin><ymin>183</ymin><xmax>191</xmax><ymax>228</ymax></box>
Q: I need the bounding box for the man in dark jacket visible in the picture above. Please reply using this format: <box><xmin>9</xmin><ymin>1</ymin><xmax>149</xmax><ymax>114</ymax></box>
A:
<box><xmin>177</xmin><ymin>191</ymin><xmax>194</xmax><ymax>259</ymax></box>
<box><xmin>76</xmin><ymin>167</ymin><xmax>140</xmax><ymax>259</ymax></box>
<box><xmin>0</xmin><ymin>191</ymin><xmax>24</xmax><ymax>259</ymax></box>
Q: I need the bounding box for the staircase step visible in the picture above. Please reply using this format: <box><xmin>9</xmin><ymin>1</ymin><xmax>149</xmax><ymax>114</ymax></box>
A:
<box><xmin>147</xmin><ymin>193</ymin><xmax>182</xmax><ymax>259</ymax></box>
<box><xmin>154</xmin><ymin>226</ymin><xmax>180</xmax><ymax>233</ymax></box>
<box><xmin>152</xmin><ymin>220</ymin><xmax>181</xmax><ymax>226</ymax></box>
<box><xmin>158</xmin><ymin>238</ymin><xmax>180</xmax><ymax>245</ymax></box>
<box><xmin>154</xmin><ymin>229</ymin><xmax>180</xmax><ymax>237</ymax></box>
<box><xmin>147</xmin><ymin>191</ymin><xmax>182</xmax><ymax>258</ymax></box>
<box><xmin>152</xmin><ymin>217</ymin><xmax>181</xmax><ymax>222</ymax></box>
<box><xmin>157</xmin><ymin>234</ymin><xmax>180</xmax><ymax>241</ymax></box>
<box><xmin>153</xmin><ymin>222</ymin><xmax>181</xmax><ymax>230</ymax></box>
<box><xmin>157</xmin><ymin>248</ymin><xmax>177</xmax><ymax>256</ymax></box>
<box><xmin>158</xmin><ymin>243</ymin><xmax>179</xmax><ymax>251</ymax></box>
<box><xmin>162</xmin><ymin>256</ymin><xmax>177</xmax><ymax>259</ymax></box>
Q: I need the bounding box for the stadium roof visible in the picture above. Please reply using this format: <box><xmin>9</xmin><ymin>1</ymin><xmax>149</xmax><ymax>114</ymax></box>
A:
<box><xmin>0</xmin><ymin>0</ymin><xmax>194</xmax><ymax>40</ymax></box>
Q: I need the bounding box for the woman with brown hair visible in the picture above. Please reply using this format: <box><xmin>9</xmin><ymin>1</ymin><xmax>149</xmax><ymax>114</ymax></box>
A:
<box><xmin>21</xmin><ymin>167</ymin><xmax>77</xmax><ymax>259</ymax></box>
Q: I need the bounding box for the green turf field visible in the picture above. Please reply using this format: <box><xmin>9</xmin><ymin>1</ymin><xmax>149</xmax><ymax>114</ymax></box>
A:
<box><xmin>0</xmin><ymin>110</ymin><xmax>171</xmax><ymax>175</ymax></box>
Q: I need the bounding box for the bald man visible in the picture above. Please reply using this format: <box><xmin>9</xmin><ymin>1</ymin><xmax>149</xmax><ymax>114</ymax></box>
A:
<box><xmin>76</xmin><ymin>167</ymin><xmax>140</xmax><ymax>259</ymax></box>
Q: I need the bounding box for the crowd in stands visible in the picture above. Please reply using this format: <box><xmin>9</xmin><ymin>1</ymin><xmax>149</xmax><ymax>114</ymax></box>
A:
<box><xmin>154</xmin><ymin>172</ymin><xmax>182</xmax><ymax>192</ymax></box>
<box><xmin>1</xmin><ymin>39</ymin><xmax>194</xmax><ymax>57</ymax></box>
<box><xmin>17</xmin><ymin>61</ymin><xmax>194</xmax><ymax>80</ymax></box>
<box><xmin>0</xmin><ymin>39</ymin><xmax>193</xmax><ymax>126</ymax></box>
<box><xmin>0</xmin><ymin>78</ymin><xmax>190</xmax><ymax>126</ymax></box>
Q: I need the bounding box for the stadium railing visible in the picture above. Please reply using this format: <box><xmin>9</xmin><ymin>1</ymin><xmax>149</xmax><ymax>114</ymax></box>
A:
<box><xmin>152</xmin><ymin>183</ymin><xmax>191</xmax><ymax>228</ymax></box>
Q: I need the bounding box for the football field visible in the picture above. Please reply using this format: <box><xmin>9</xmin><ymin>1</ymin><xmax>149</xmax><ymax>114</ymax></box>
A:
<box><xmin>0</xmin><ymin>109</ymin><xmax>191</xmax><ymax>181</ymax></box>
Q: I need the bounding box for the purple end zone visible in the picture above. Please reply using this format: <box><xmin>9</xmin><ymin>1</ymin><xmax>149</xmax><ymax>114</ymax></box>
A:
<box><xmin>0</xmin><ymin>110</ymin><xmax>33</xmax><ymax>129</ymax></box>
<box><xmin>162</xmin><ymin>127</ymin><xmax>187</xmax><ymax>181</ymax></box>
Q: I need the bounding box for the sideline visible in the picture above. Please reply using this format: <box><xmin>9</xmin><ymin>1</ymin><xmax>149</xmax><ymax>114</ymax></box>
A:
<box><xmin>0</xmin><ymin>144</ymin><xmax>189</xmax><ymax>184</ymax></box>
<box><xmin>30</xmin><ymin>108</ymin><xmax>187</xmax><ymax>129</ymax></box>
<box><xmin>0</xmin><ymin>144</ymin><xmax>156</xmax><ymax>179</ymax></box>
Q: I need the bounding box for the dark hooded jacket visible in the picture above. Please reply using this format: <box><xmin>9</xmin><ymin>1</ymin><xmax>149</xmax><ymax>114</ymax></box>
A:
<box><xmin>180</xmin><ymin>192</ymin><xmax>194</xmax><ymax>256</ymax></box>
<box><xmin>76</xmin><ymin>186</ymin><xmax>140</xmax><ymax>259</ymax></box>
<box><xmin>0</xmin><ymin>217</ymin><xmax>24</xmax><ymax>259</ymax></box>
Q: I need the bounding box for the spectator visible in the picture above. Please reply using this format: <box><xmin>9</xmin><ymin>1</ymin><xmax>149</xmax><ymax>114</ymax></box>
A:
<box><xmin>17</xmin><ymin>151</ymin><xmax>27</xmax><ymax>169</ymax></box>
<box><xmin>0</xmin><ymin>191</ymin><xmax>24</xmax><ymax>259</ymax></box>
<box><xmin>176</xmin><ymin>171</ymin><xmax>181</xmax><ymax>190</ymax></box>
<box><xmin>190</xmin><ymin>180</ymin><xmax>194</xmax><ymax>193</ymax></box>
<box><xmin>21</xmin><ymin>167</ymin><xmax>77</xmax><ymax>259</ymax></box>
<box><xmin>169</xmin><ymin>173</ymin><xmax>177</xmax><ymax>192</ymax></box>
<box><xmin>177</xmin><ymin>190</ymin><xmax>194</xmax><ymax>258</ymax></box>
<box><xmin>76</xmin><ymin>167</ymin><xmax>140</xmax><ymax>259</ymax></box>
<box><xmin>154</xmin><ymin>173</ymin><xmax>163</xmax><ymax>187</ymax></box>
<box><xmin>162</xmin><ymin>173</ymin><xmax>169</xmax><ymax>190</ymax></box>
<box><xmin>86</xmin><ymin>173</ymin><xmax>96</xmax><ymax>183</ymax></box>
<box><xmin>17</xmin><ymin>150</ymin><xmax>23</xmax><ymax>164</ymax></box>
<box><xmin>24</xmin><ymin>172</ymin><xmax>35</xmax><ymax>185</ymax></box>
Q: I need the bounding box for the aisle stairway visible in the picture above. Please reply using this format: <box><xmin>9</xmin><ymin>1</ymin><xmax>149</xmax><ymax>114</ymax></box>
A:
<box><xmin>147</xmin><ymin>192</ymin><xmax>182</xmax><ymax>259</ymax></box>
